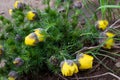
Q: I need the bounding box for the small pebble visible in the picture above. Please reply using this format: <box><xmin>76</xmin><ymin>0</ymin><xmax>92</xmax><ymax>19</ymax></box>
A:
<box><xmin>115</xmin><ymin>62</ymin><xmax>120</xmax><ymax>68</ymax></box>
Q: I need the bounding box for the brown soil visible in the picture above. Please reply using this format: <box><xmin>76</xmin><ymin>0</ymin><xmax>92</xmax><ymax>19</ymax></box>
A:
<box><xmin>18</xmin><ymin>55</ymin><xmax>120</xmax><ymax>80</ymax></box>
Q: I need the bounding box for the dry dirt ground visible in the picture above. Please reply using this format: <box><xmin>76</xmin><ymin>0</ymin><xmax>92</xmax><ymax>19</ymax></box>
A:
<box><xmin>0</xmin><ymin>0</ymin><xmax>99</xmax><ymax>18</ymax></box>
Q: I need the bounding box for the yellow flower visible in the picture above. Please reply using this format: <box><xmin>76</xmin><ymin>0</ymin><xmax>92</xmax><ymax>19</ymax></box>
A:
<box><xmin>96</xmin><ymin>20</ymin><xmax>109</xmax><ymax>30</ymax></box>
<box><xmin>8</xmin><ymin>71</ymin><xmax>18</xmax><ymax>80</ymax></box>
<box><xmin>26</xmin><ymin>11</ymin><xmax>37</xmax><ymax>21</ymax></box>
<box><xmin>77</xmin><ymin>53</ymin><xmax>94</xmax><ymax>70</ymax></box>
<box><xmin>14</xmin><ymin>1</ymin><xmax>19</xmax><ymax>8</ymax></box>
<box><xmin>106</xmin><ymin>32</ymin><xmax>115</xmax><ymax>38</ymax></box>
<box><xmin>8</xmin><ymin>77</ymin><xmax>15</xmax><ymax>80</ymax></box>
<box><xmin>9</xmin><ymin>9</ymin><xmax>13</xmax><ymax>15</ymax></box>
<box><xmin>104</xmin><ymin>38</ymin><xmax>114</xmax><ymax>49</ymax></box>
<box><xmin>25</xmin><ymin>33</ymin><xmax>39</xmax><ymax>46</ymax></box>
<box><xmin>60</xmin><ymin>60</ymin><xmax>78</xmax><ymax>76</ymax></box>
<box><xmin>103</xmin><ymin>32</ymin><xmax>115</xmax><ymax>49</ymax></box>
<box><xmin>34</xmin><ymin>28</ymin><xmax>45</xmax><ymax>42</ymax></box>
<box><xmin>13</xmin><ymin>57</ymin><xmax>24</xmax><ymax>67</ymax></box>
<box><xmin>14</xmin><ymin>1</ymin><xmax>24</xmax><ymax>9</ymax></box>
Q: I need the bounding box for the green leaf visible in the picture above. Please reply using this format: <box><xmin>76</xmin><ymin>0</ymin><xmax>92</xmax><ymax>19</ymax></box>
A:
<box><xmin>98</xmin><ymin>5</ymin><xmax>120</xmax><ymax>10</ymax></box>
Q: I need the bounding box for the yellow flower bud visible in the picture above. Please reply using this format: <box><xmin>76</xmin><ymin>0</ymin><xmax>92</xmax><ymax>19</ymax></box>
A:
<box><xmin>34</xmin><ymin>28</ymin><xmax>45</xmax><ymax>42</ymax></box>
<box><xmin>99</xmin><ymin>32</ymin><xmax>115</xmax><ymax>49</ymax></box>
<box><xmin>14</xmin><ymin>1</ymin><xmax>25</xmax><ymax>9</ymax></box>
<box><xmin>8</xmin><ymin>77</ymin><xmax>15</xmax><ymax>80</ymax></box>
<box><xmin>8</xmin><ymin>71</ymin><xmax>18</xmax><ymax>80</ymax></box>
<box><xmin>96</xmin><ymin>20</ymin><xmax>109</xmax><ymax>30</ymax></box>
<box><xmin>76</xmin><ymin>53</ymin><xmax>94</xmax><ymax>70</ymax></box>
<box><xmin>60</xmin><ymin>60</ymin><xmax>78</xmax><ymax>76</ymax></box>
<box><xmin>25</xmin><ymin>33</ymin><xmax>39</xmax><ymax>46</ymax></box>
<box><xmin>104</xmin><ymin>38</ymin><xmax>114</xmax><ymax>49</ymax></box>
<box><xmin>26</xmin><ymin>11</ymin><xmax>37</xmax><ymax>21</ymax></box>
<box><xmin>13</xmin><ymin>57</ymin><xmax>24</xmax><ymax>67</ymax></box>
<box><xmin>104</xmin><ymin>32</ymin><xmax>115</xmax><ymax>49</ymax></box>
<box><xmin>9</xmin><ymin>9</ymin><xmax>13</xmax><ymax>15</ymax></box>
<box><xmin>13</xmin><ymin>61</ymin><xmax>18</xmax><ymax>64</ymax></box>
<box><xmin>106</xmin><ymin>32</ymin><xmax>115</xmax><ymax>38</ymax></box>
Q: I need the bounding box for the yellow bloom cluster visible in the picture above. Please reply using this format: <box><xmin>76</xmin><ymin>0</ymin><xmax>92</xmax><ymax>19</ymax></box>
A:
<box><xmin>96</xmin><ymin>20</ymin><xmax>109</xmax><ymax>30</ymax></box>
<box><xmin>60</xmin><ymin>54</ymin><xmax>94</xmax><ymax>76</ymax></box>
<box><xmin>60</xmin><ymin>60</ymin><xmax>78</xmax><ymax>76</ymax></box>
<box><xmin>104</xmin><ymin>32</ymin><xmax>115</xmax><ymax>49</ymax></box>
<box><xmin>25</xmin><ymin>28</ymin><xmax>46</xmax><ymax>46</ymax></box>
<box><xmin>96</xmin><ymin>19</ymin><xmax>116</xmax><ymax>49</ymax></box>
<box><xmin>9</xmin><ymin>1</ymin><xmax>25</xmax><ymax>16</ymax></box>
<box><xmin>26</xmin><ymin>11</ymin><xmax>37</xmax><ymax>21</ymax></box>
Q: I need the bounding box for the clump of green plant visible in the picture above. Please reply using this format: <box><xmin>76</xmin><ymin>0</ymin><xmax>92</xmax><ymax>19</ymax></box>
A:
<box><xmin>0</xmin><ymin>0</ymin><xmax>96</xmax><ymax>79</ymax></box>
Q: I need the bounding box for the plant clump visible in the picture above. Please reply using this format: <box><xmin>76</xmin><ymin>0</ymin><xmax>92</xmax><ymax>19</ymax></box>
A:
<box><xmin>0</xmin><ymin>0</ymin><xmax>87</xmax><ymax>79</ymax></box>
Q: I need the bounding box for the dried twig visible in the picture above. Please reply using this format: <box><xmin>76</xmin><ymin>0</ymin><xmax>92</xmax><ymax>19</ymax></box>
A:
<box><xmin>113</xmin><ymin>25</ymin><xmax>120</xmax><ymax>29</ymax></box>
<box><xmin>115</xmin><ymin>43</ymin><xmax>120</xmax><ymax>46</ymax></box>
<box><xmin>113</xmin><ymin>45</ymin><xmax>120</xmax><ymax>49</ymax></box>
<box><xmin>58</xmin><ymin>74</ymin><xmax>68</xmax><ymax>80</ymax></box>
<box><xmin>0</xmin><ymin>11</ymin><xmax>4</xmax><ymax>15</ymax></box>
<box><xmin>100</xmin><ymin>49</ymin><xmax>120</xmax><ymax>56</ymax></box>
<box><xmin>88</xmin><ymin>56</ymin><xmax>107</xmax><ymax>74</ymax></box>
<box><xmin>72</xmin><ymin>46</ymin><xmax>99</xmax><ymax>56</ymax></box>
<box><xmin>104</xmin><ymin>19</ymin><xmax>120</xmax><ymax>33</ymax></box>
<box><xmin>72</xmin><ymin>72</ymin><xmax>120</xmax><ymax>80</ymax></box>
<box><xmin>75</xmin><ymin>74</ymin><xmax>79</xmax><ymax>80</ymax></box>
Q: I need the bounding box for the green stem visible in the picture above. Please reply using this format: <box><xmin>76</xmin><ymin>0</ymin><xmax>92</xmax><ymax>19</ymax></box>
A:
<box><xmin>60</xmin><ymin>52</ymin><xmax>66</xmax><ymax>60</ymax></box>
